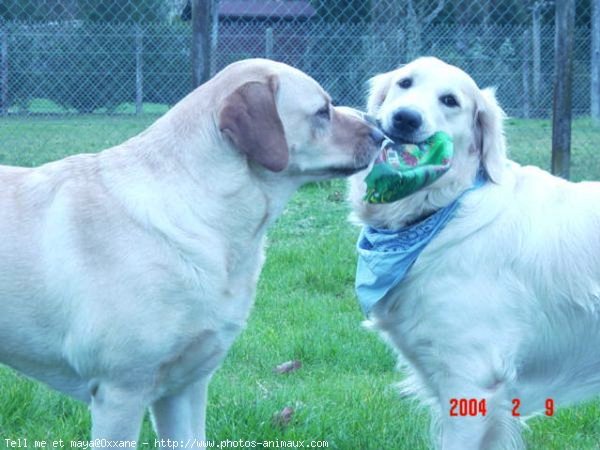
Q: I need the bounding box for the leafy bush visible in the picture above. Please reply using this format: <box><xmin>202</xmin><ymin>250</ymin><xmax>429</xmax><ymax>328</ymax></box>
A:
<box><xmin>44</xmin><ymin>23</ymin><xmax>135</xmax><ymax>113</ymax></box>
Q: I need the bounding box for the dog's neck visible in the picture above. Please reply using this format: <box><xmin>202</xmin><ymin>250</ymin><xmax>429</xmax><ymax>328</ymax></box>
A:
<box><xmin>98</xmin><ymin>112</ymin><xmax>299</xmax><ymax>262</ymax></box>
<box><xmin>350</xmin><ymin>153</ymin><xmax>481</xmax><ymax>230</ymax></box>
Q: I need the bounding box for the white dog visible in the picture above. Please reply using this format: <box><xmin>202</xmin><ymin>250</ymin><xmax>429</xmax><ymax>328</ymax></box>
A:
<box><xmin>348</xmin><ymin>56</ymin><xmax>600</xmax><ymax>449</ymax></box>
<box><xmin>0</xmin><ymin>59</ymin><xmax>382</xmax><ymax>447</ymax></box>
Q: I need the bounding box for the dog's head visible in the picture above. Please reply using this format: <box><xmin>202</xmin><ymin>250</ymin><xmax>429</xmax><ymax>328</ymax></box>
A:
<box><xmin>216</xmin><ymin>59</ymin><xmax>383</xmax><ymax>181</ymax></box>
<box><xmin>348</xmin><ymin>57</ymin><xmax>508</xmax><ymax>229</ymax></box>
<box><xmin>368</xmin><ymin>56</ymin><xmax>506</xmax><ymax>183</ymax></box>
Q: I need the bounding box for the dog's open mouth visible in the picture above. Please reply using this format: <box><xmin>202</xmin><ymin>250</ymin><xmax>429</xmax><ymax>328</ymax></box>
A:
<box><xmin>363</xmin><ymin>132</ymin><xmax>454</xmax><ymax>204</ymax></box>
<box><xmin>297</xmin><ymin>163</ymin><xmax>369</xmax><ymax>178</ymax></box>
<box><xmin>328</xmin><ymin>165</ymin><xmax>369</xmax><ymax>176</ymax></box>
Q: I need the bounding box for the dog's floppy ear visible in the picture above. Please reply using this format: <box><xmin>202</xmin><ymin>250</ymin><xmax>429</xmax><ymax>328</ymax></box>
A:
<box><xmin>219</xmin><ymin>77</ymin><xmax>289</xmax><ymax>172</ymax></box>
<box><xmin>366</xmin><ymin>72</ymin><xmax>392</xmax><ymax>115</ymax></box>
<box><xmin>474</xmin><ymin>87</ymin><xmax>507</xmax><ymax>183</ymax></box>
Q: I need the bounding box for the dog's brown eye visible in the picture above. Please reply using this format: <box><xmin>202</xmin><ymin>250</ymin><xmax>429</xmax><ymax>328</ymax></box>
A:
<box><xmin>398</xmin><ymin>78</ymin><xmax>412</xmax><ymax>89</ymax></box>
<box><xmin>440</xmin><ymin>94</ymin><xmax>459</xmax><ymax>108</ymax></box>
<box><xmin>315</xmin><ymin>105</ymin><xmax>330</xmax><ymax>120</ymax></box>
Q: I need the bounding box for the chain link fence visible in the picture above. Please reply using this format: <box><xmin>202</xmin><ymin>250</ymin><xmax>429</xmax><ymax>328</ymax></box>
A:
<box><xmin>0</xmin><ymin>0</ymin><xmax>598</xmax><ymax>175</ymax></box>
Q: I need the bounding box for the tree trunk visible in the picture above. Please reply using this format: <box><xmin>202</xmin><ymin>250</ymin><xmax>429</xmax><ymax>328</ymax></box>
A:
<box><xmin>405</xmin><ymin>0</ymin><xmax>421</xmax><ymax>61</ymax></box>
<box><xmin>405</xmin><ymin>0</ymin><xmax>445</xmax><ymax>62</ymax></box>
<box><xmin>551</xmin><ymin>0</ymin><xmax>575</xmax><ymax>180</ymax></box>
<box><xmin>191</xmin><ymin>0</ymin><xmax>216</xmax><ymax>88</ymax></box>
<box><xmin>370</xmin><ymin>1</ymin><xmax>400</xmax><ymax>67</ymax></box>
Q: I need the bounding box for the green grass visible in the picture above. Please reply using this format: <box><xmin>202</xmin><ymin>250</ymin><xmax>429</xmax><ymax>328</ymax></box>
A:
<box><xmin>505</xmin><ymin>117</ymin><xmax>600</xmax><ymax>181</ymax></box>
<box><xmin>8</xmin><ymin>98</ymin><xmax>171</xmax><ymax>116</ymax></box>
<box><xmin>0</xmin><ymin>116</ymin><xmax>599</xmax><ymax>449</ymax></box>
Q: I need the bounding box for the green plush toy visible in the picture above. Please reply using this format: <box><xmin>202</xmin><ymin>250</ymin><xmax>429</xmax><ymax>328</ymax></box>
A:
<box><xmin>364</xmin><ymin>131</ymin><xmax>454</xmax><ymax>204</ymax></box>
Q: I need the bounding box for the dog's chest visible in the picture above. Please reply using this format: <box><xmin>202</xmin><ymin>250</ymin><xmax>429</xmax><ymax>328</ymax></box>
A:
<box><xmin>149</xmin><ymin>240</ymin><xmax>266</xmax><ymax>396</ymax></box>
<box><xmin>155</xmin><ymin>322</ymin><xmax>241</xmax><ymax>397</ymax></box>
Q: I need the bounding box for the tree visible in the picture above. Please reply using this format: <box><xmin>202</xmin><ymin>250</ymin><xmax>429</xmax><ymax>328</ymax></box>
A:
<box><xmin>0</xmin><ymin>1</ymin><xmax>44</xmax><ymax>21</ymax></box>
<box><xmin>369</xmin><ymin>0</ymin><xmax>445</xmax><ymax>62</ymax></box>
<box><xmin>79</xmin><ymin>0</ymin><xmax>166</xmax><ymax>23</ymax></box>
<box><xmin>311</xmin><ymin>0</ymin><xmax>371</xmax><ymax>23</ymax></box>
<box><xmin>530</xmin><ymin>1</ymin><xmax>552</xmax><ymax>116</ymax></box>
<box><xmin>403</xmin><ymin>0</ymin><xmax>445</xmax><ymax>60</ymax></box>
<box><xmin>551</xmin><ymin>0</ymin><xmax>575</xmax><ymax>179</ymax></box>
<box><xmin>191</xmin><ymin>0</ymin><xmax>217</xmax><ymax>87</ymax></box>
<box><xmin>1</xmin><ymin>0</ymin><xmax>165</xmax><ymax>23</ymax></box>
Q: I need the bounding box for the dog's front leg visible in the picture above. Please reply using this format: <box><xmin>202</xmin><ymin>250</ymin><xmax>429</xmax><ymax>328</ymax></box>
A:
<box><xmin>436</xmin><ymin>381</ymin><xmax>524</xmax><ymax>450</ymax></box>
<box><xmin>150</xmin><ymin>375</ymin><xmax>211</xmax><ymax>449</ymax></box>
<box><xmin>90</xmin><ymin>382</ymin><xmax>146</xmax><ymax>446</ymax></box>
<box><xmin>439</xmin><ymin>415</ymin><xmax>523</xmax><ymax>450</ymax></box>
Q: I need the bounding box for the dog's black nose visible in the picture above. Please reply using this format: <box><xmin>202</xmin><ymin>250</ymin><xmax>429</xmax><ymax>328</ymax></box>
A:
<box><xmin>392</xmin><ymin>108</ymin><xmax>422</xmax><ymax>132</ymax></box>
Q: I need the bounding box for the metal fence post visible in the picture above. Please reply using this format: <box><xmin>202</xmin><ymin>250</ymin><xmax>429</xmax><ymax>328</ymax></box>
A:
<box><xmin>532</xmin><ymin>1</ymin><xmax>542</xmax><ymax>114</ymax></box>
<box><xmin>135</xmin><ymin>23</ymin><xmax>143</xmax><ymax>115</ymax></box>
<box><xmin>522</xmin><ymin>29</ymin><xmax>531</xmax><ymax>118</ymax></box>
<box><xmin>551</xmin><ymin>0</ymin><xmax>575</xmax><ymax>180</ymax></box>
<box><xmin>265</xmin><ymin>27</ymin><xmax>273</xmax><ymax>59</ymax></box>
<box><xmin>210</xmin><ymin>3</ymin><xmax>219</xmax><ymax>76</ymax></box>
<box><xmin>0</xmin><ymin>23</ymin><xmax>8</xmax><ymax>116</ymax></box>
<box><xmin>592</xmin><ymin>0</ymin><xmax>600</xmax><ymax>121</ymax></box>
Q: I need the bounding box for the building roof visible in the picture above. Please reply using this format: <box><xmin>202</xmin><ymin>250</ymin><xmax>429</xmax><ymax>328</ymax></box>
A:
<box><xmin>220</xmin><ymin>1</ymin><xmax>316</xmax><ymax>19</ymax></box>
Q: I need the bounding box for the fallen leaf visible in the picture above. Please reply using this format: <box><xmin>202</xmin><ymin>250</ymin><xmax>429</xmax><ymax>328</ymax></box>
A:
<box><xmin>273</xmin><ymin>406</ymin><xmax>294</xmax><ymax>427</ymax></box>
<box><xmin>274</xmin><ymin>359</ymin><xmax>302</xmax><ymax>374</ymax></box>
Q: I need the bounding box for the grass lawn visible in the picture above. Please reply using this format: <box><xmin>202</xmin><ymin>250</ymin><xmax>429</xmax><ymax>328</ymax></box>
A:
<box><xmin>0</xmin><ymin>115</ymin><xmax>599</xmax><ymax>449</ymax></box>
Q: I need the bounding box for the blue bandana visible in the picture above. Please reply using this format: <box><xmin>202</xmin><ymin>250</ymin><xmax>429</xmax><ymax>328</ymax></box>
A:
<box><xmin>355</xmin><ymin>170</ymin><xmax>487</xmax><ymax>315</ymax></box>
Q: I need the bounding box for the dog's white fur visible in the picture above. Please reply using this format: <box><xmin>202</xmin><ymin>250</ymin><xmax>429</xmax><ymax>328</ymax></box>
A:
<box><xmin>349</xmin><ymin>57</ymin><xmax>600</xmax><ymax>449</ymax></box>
<box><xmin>0</xmin><ymin>59</ymin><xmax>379</xmax><ymax>447</ymax></box>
